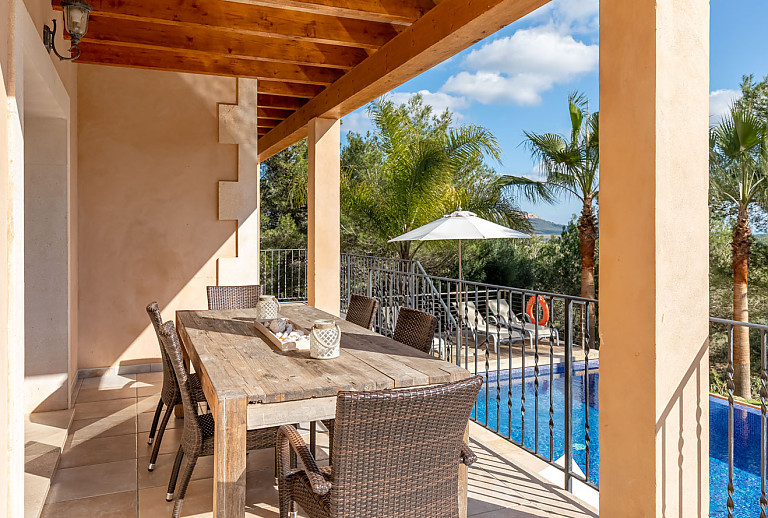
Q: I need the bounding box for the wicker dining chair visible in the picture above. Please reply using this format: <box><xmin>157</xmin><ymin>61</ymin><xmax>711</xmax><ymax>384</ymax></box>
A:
<box><xmin>277</xmin><ymin>376</ymin><xmax>483</xmax><ymax>518</ymax></box>
<box><xmin>344</xmin><ymin>294</ymin><xmax>379</xmax><ymax>330</ymax></box>
<box><xmin>319</xmin><ymin>305</ymin><xmax>438</xmax><ymax>458</ymax></box>
<box><xmin>206</xmin><ymin>284</ymin><xmax>263</xmax><ymax>310</ymax></box>
<box><xmin>157</xmin><ymin>320</ymin><xmax>279</xmax><ymax>518</ymax></box>
<box><xmin>392</xmin><ymin>306</ymin><xmax>438</xmax><ymax>354</ymax></box>
<box><xmin>145</xmin><ymin>302</ymin><xmax>206</xmax><ymax>471</ymax></box>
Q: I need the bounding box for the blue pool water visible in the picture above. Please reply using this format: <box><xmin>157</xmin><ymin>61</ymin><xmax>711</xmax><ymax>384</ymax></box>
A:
<box><xmin>472</xmin><ymin>361</ymin><xmax>764</xmax><ymax>517</ymax></box>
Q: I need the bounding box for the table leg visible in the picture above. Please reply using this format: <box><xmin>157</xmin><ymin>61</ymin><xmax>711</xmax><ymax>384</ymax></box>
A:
<box><xmin>213</xmin><ymin>391</ymin><xmax>247</xmax><ymax>518</ymax></box>
<box><xmin>175</xmin><ymin>315</ymin><xmax>190</xmax><ymax>418</ymax></box>
<box><xmin>459</xmin><ymin>424</ymin><xmax>469</xmax><ymax>518</ymax></box>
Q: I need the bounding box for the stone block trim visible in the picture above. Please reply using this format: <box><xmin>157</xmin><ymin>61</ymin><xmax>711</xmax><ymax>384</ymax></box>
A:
<box><xmin>217</xmin><ymin>78</ymin><xmax>260</xmax><ymax>285</ymax></box>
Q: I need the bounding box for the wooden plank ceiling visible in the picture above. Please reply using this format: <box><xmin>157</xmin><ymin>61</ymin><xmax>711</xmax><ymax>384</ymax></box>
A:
<box><xmin>55</xmin><ymin>0</ymin><xmax>549</xmax><ymax>158</ymax></box>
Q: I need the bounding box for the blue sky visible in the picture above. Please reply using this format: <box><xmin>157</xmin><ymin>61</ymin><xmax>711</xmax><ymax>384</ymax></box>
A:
<box><xmin>340</xmin><ymin>0</ymin><xmax>768</xmax><ymax>225</ymax></box>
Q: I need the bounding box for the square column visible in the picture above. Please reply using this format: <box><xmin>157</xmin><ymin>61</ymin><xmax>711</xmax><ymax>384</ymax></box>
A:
<box><xmin>307</xmin><ymin>118</ymin><xmax>340</xmax><ymax>316</ymax></box>
<box><xmin>599</xmin><ymin>0</ymin><xmax>710</xmax><ymax>516</ymax></box>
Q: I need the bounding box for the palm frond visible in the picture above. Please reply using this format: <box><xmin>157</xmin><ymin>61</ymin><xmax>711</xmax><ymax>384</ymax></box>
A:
<box><xmin>493</xmin><ymin>175</ymin><xmax>557</xmax><ymax>204</ymax></box>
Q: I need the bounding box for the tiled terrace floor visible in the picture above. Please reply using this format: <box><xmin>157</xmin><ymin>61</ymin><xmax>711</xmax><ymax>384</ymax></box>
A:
<box><xmin>30</xmin><ymin>372</ymin><xmax>598</xmax><ymax>518</ymax></box>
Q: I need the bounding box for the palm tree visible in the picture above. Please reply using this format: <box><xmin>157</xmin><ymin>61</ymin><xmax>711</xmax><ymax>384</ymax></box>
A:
<box><xmin>710</xmin><ymin>106</ymin><xmax>768</xmax><ymax>399</ymax></box>
<box><xmin>523</xmin><ymin>92</ymin><xmax>599</xmax><ymax>301</ymax></box>
<box><xmin>343</xmin><ymin>95</ymin><xmax>542</xmax><ymax>261</ymax></box>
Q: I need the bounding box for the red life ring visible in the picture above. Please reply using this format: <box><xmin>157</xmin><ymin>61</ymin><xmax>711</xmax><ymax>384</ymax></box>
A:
<box><xmin>525</xmin><ymin>295</ymin><xmax>550</xmax><ymax>326</ymax></box>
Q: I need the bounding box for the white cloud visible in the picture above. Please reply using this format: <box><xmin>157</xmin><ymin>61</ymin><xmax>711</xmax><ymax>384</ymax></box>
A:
<box><xmin>388</xmin><ymin>90</ymin><xmax>468</xmax><ymax>117</ymax></box>
<box><xmin>524</xmin><ymin>0</ymin><xmax>598</xmax><ymax>34</ymax></box>
<box><xmin>522</xmin><ymin>161</ymin><xmax>548</xmax><ymax>181</ymax></box>
<box><xmin>342</xmin><ymin>110</ymin><xmax>372</xmax><ymax>134</ymax></box>
<box><xmin>553</xmin><ymin>0</ymin><xmax>599</xmax><ymax>33</ymax></box>
<box><xmin>709</xmin><ymin>89</ymin><xmax>741</xmax><ymax>125</ymax></box>
<box><xmin>442</xmin><ymin>25</ymin><xmax>598</xmax><ymax>105</ymax></box>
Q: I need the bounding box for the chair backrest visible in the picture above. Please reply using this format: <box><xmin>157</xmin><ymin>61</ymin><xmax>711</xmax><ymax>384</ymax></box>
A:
<box><xmin>157</xmin><ymin>320</ymin><xmax>205</xmax><ymax>453</ymax></box>
<box><xmin>146</xmin><ymin>302</ymin><xmax>179</xmax><ymax>407</ymax></box>
<box><xmin>459</xmin><ymin>301</ymin><xmax>488</xmax><ymax>330</ymax></box>
<box><xmin>487</xmin><ymin>299</ymin><xmax>523</xmax><ymax>326</ymax></box>
<box><xmin>392</xmin><ymin>306</ymin><xmax>437</xmax><ymax>353</ymax></box>
<box><xmin>330</xmin><ymin>376</ymin><xmax>483</xmax><ymax>518</ymax></box>
<box><xmin>345</xmin><ymin>294</ymin><xmax>379</xmax><ymax>330</ymax></box>
<box><xmin>206</xmin><ymin>285</ymin><xmax>263</xmax><ymax>310</ymax></box>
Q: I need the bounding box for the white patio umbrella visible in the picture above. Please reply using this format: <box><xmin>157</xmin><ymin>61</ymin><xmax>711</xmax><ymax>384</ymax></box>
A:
<box><xmin>388</xmin><ymin>209</ymin><xmax>531</xmax><ymax>281</ymax></box>
<box><xmin>389</xmin><ymin>209</ymin><xmax>531</xmax><ymax>350</ymax></box>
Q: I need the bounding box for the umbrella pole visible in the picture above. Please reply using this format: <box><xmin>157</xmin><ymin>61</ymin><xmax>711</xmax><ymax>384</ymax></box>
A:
<box><xmin>458</xmin><ymin>239</ymin><xmax>462</xmax><ymax>361</ymax></box>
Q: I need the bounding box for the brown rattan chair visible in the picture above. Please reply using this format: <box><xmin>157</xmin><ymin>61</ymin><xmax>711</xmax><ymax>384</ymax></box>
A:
<box><xmin>277</xmin><ymin>376</ymin><xmax>483</xmax><ymax>518</ymax></box>
<box><xmin>320</xmin><ymin>306</ymin><xmax>438</xmax><ymax>457</ymax></box>
<box><xmin>392</xmin><ymin>306</ymin><xmax>438</xmax><ymax>354</ymax></box>
<box><xmin>344</xmin><ymin>294</ymin><xmax>379</xmax><ymax>330</ymax></box>
<box><xmin>145</xmin><ymin>302</ymin><xmax>206</xmax><ymax>471</ymax></box>
<box><xmin>206</xmin><ymin>284</ymin><xmax>263</xmax><ymax>310</ymax></box>
<box><xmin>157</xmin><ymin>320</ymin><xmax>279</xmax><ymax>517</ymax></box>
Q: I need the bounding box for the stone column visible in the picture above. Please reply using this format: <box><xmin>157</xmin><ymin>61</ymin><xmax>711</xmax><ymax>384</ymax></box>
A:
<box><xmin>307</xmin><ymin>118</ymin><xmax>340</xmax><ymax>316</ymax></box>
<box><xmin>599</xmin><ymin>0</ymin><xmax>710</xmax><ymax>516</ymax></box>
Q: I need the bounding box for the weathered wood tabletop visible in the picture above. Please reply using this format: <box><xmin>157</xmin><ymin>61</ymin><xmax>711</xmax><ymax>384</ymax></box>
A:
<box><xmin>176</xmin><ymin>303</ymin><xmax>470</xmax><ymax>518</ymax></box>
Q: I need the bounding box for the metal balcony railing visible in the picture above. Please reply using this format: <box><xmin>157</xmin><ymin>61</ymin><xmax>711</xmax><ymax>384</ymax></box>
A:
<box><xmin>709</xmin><ymin>317</ymin><xmax>767</xmax><ymax>518</ymax></box>
<box><xmin>260</xmin><ymin>248</ymin><xmax>308</xmax><ymax>301</ymax></box>
<box><xmin>366</xmin><ymin>266</ymin><xmax>598</xmax><ymax>493</ymax></box>
<box><xmin>261</xmin><ymin>249</ymin><xmax>768</xmax><ymax>515</ymax></box>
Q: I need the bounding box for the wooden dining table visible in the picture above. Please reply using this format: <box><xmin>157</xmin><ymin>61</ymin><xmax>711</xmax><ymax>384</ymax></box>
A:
<box><xmin>175</xmin><ymin>303</ymin><xmax>471</xmax><ymax>518</ymax></box>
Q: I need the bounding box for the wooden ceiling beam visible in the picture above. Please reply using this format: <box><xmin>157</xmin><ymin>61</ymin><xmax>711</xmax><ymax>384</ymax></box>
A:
<box><xmin>76</xmin><ymin>43</ymin><xmax>345</xmax><ymax>85</ymax></box>
<box><xmin>53</xmin><ymin>0</ymin><xmax>403</xmax><ymax>50</ymax></box>
<box><xmin>258</xmin><ymin>107</ymin><xmax>295</xmax><ymax>120</ymax></box>
<box><xmin>257</xmin><ymin>118</ymin><xmax>282</xmax><ymax>128</ymax></box>
<box><xmin>80</xmin><ymin>15</ymin><xmax>369</xmax><ymax>70</ymax></box>
<box><xmin>258</xmin><ymin>81</ymin><xmax>325</xmax><ymax>99</ymax></box>
<box><xmin>258</xmin><ymin>0</ymin><xmax>551</xmax><ymax>160</ymax></box>
<box><xmin>258</xmin><ymin>95</ymin><xmax>308</xmax><ymax>110</ymax></box>
<box><xmin>225</xmin><ymin>0</ymin><xmax>436</xmax><ymax>25</ymax></box>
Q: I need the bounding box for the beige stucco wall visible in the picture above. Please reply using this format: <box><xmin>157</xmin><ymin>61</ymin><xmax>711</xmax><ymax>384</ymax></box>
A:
<box><xmin>21</xmin><ymin>0</ymin><xmax>80</xmax><ymax>397</ymax></box>
<box><xmin>77</xmin><ymin>65</ymin><xmax>238</xmax><ymax>369</ymax></box>
<box><xmin>24</xmin><ymin>116</ymin><xmax>70</xmax><ymax>412</ymax></box>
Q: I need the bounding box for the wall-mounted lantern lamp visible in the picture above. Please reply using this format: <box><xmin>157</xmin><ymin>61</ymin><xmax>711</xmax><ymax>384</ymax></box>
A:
<box><xmin>43</xmin><ymin>1</ymin><xmax>92</xmax><ymax>61</ymax></box>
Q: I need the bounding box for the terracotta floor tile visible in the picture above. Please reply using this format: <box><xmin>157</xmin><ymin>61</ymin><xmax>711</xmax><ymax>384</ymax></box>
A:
<box><xmin>70</xmin><ymin>415</ymin><xmax>138</xmax><ymax>442</ymax></box>
<box><xmin>137</xmin><ymin>395</ymin><xmax>162</xmax><ymax>414</ymax></box>
<box><xmin>40</xmin><ymin>490</ymin><xmax>138</xmax><ymax>518</ymax></box>
<box><xmin>138</xmin><ymin>410</ymin><xmax>182</xmax><ymax>433</ymax></box>
<box><xmin>139</xmin><ymin>477</ymin><xmax>213</xmax><ymax>518</ymax></box>
<box><xmin>138</xmin><ymin>428</ymin><xmax>184</xmax><ymax>458</ymax></box>
<box><xmin>138</xmin><ymin>453</ymin><xmax>214</xmax><ymax>490</ymax></box>
<box><xmin>74</xmin><ymin>399</ymin><xmax>137</xmax><ymax>420</ymax></box>
<box><xmin>47</xmin><ymin>459</ymin><xmax>137</xmax><ymax>503</ymax></box>
<box><xmin>26</xmin><ymin>473</ymin><xmax>54</xmax><ymax>518</ymax></box>
<box><xmin>77</xmin><ymin>386</ymin><xmax>138</xmax><ymax>403</ymax></box>
<box><xmin>135</xmin><ymin>372</ymin><xmax>164</xmax><ymax>384</ymax></box>
<box><xmin>80</xmin><ymin>375</ymin><xmax>138</xmax><ymax>391</ymax></box>
<box><xmin>59</xmin><ymin>433</ymin><xmax>138</xmax><ymax>468</ymax></box>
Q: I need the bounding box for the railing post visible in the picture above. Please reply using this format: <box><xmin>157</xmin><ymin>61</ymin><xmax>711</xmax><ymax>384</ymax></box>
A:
<box><xmin>367</xmin><ymin>268</ymin><xmax>373</xmax><ymax>298</ymax></box>
<box><xmin>564</xmin><ymin>298</ymin><xmax>573</xmax><ymax>492</ymax></box>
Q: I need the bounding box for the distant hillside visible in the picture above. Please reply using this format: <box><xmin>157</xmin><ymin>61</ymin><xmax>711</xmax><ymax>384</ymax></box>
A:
<box><xmin>525</xmin><ymin>213</ymin><xmax>565</xmax><ymax>236</ymax></box>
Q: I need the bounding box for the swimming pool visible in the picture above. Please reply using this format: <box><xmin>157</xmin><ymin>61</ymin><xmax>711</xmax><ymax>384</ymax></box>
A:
<box><xmin>472</xmin><ymin>361</ymin><xmax>764</xmax><ymax>517</ymax></box>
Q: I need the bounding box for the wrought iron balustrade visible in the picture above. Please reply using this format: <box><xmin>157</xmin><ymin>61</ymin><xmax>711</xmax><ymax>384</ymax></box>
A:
<box><xmin>709</xmin><ymin>317</ymin><xmax>768</xmax><ymax>518</ymax></box>
<box><xmin>366</xmin><ymin>266</ymin><xmax>598</xmax><ymax>493</ymax></box>
<box><xmin>260</xmin><ymin>248</ymin><xmax>308</xmax><ymax>302</ymax></box>
<box><xmin>260</xmin><ymin>249</ymin><xmax>768</xmax><ymax>514</ymax></box>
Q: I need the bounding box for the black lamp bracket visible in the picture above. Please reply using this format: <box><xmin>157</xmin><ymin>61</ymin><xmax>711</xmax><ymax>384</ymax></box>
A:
<box><xmin>43</xmin><ymin>19</ymin><xmax>81</xmax><ymax>61</ymax></box>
